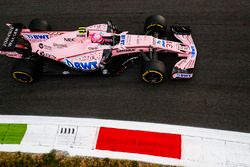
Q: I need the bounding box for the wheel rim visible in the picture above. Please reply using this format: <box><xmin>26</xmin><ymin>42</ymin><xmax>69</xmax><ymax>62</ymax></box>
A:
<box><xmin>142</xmin><ymin>70</ymin><xmax>164</xmax><ymax>84</ymax></box>
<box><xmin>12</xmin><ymin>71</ymin><xmax>33</xmax><ymax>83</ymax></box>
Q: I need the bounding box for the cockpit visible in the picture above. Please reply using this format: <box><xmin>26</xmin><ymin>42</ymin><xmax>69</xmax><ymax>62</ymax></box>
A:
<box><xmin>89</xmin><ymin>32</ymin><xmax>120</xmax><ymax>46</ymax></box>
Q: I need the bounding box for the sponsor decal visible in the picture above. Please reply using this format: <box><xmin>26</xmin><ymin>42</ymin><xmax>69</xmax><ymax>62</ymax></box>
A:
<box><xmin>77</xmin><ymin>34</ymin><xmax>86</xmax><ymax>37</ymax></box>
<box><xmin>166</xmin><ymin>43</ymin><xmax>173</xmax><ymax>48</ymax></box>
<box><xmin>53</xmin><ymin>43</ymin><xmax>67</xmax><ymax>48</ymax></box>
<box><xmin>73</xmin><ymin>54</ymin><xmax>100</xmax><ymax>62</ymax></box>
<box><xmin>26</xmin><ymin>34</ymin><xmax>49</xmax><ymax>40</ymax></box>
<box><xmin>178</xmin><ymin>44</ymin><xmax>189</xmax><ymax>51</ymax></box>
<box><xmin>36</xmin><ymin>50</ymin><xmax>56</xmax><ymax>59</ymax></box>
<box><xmin>2</xmin><ymin>26</ymin><xmax>18</xmax><ymax>48</ymax></box>
<box><xmin>0</xmin><ymin>51</ymin><xmax>22</xmax><ymax>58</ymax></box>
<box><xmin>39</xmin><ymin>43</ymin><xmax>43</xmax><ymax>48</ymax></box>
<box><xmin>120</xmin><ymin>35</ymin><xmax>126</xmax><ymax>45</ymax></box>
<box><xmin>116</xmin><ymin>48</ymin><xmax>135</xmax><ymax>53</ymax></box>
<box><xmin>191</xmin><ymin>46</ymin><xmax>196</xmax><ymax>58</ymax></box>
<box><xmin>39</xmin><ymin>43</ymin><xmax>52</xmax><ymax>50</ymax></box>
<box><xmin>88</xmin><ymin>47</ymin><xmax>98</xmax><ymax>50</ymax></box>
<box><xmin>176</xmin><ymin>73</ymin><xmax>193</xmax><ymax>78</ymax></box>
<box><xmin>47</xmin><ymin>32</ymin><xmax>64</xmax><ymax>35</ymax></box>
<box><xmin>68</xmin><ymin>51</ymin><xmax>103</xmax><ymax>62</ymax></box>
<box><xmin>65</xmin><ymin>59</ymin><xmax>98</xmax><ymax>70</ymax></box>
<box><xmin>87</xmin><ymin>24</ymin><xmax>107</xmax><ymax>31</ymax></box>
<box><xmin>156</xmin><ymin>39</ymin><xmax>166</xmax><ymax>47</ymax></box>
<box><xmin>78</xmin><ymin>27</ymin><xmax>86</xmax><ymax>34</ymax></box>
<box><xmin>162</xmin><ymin>40</ymin><xmax>166</xmax><ymax>47</ymax></box>
<box><xmin>64</xmin><ymin>38</ymin><xmax>75</xmax><ymax>42</ymax></box>
<box><xmin>3</xmin><ymin>26</ymin><xmax>14</xmax><ymax>47</ymax></box>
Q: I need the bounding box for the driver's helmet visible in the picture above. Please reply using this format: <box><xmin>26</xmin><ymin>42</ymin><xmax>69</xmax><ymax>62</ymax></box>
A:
<box><xmin>91</xmin><ymin>33</ymin><xmax>104</xmax><ymax>44</ymax></box>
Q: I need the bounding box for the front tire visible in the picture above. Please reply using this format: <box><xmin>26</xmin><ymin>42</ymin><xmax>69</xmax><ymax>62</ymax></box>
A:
<box><xmin>11</xmin><ymin>59</ymin><xmax>41</xmax><ymax>83</ymax></box>
<box><xmin>141</xmin><ymin>60</ymin><xmax>166</xmax><ymax>84</ymax></box>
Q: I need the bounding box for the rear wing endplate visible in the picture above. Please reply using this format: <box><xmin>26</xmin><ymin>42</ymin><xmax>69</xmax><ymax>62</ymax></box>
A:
<box><xmin>1</xmin><ymin>23</ymin><xmax>24</xmax><ymax>51</ymax></box>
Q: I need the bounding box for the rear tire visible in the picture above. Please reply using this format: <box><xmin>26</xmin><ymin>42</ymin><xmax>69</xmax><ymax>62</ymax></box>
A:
<box><xmin>11</xmin><ymin>59</ymin><xmax>41</xmax><ymax>83</ymax></box>
<box><xmin>29</xmin><ymin>18</ymin><xmax>51</xmax><ymax>31</ymax></box>
<box><xmin>144</xmin><ymin>15</ymin><xmax>167</xmax><ymax>37</ymax></box>
<box><xmin>141</xmin><ymin>60</ymin><xmax>166</xmax><ymax>84</ymax></box>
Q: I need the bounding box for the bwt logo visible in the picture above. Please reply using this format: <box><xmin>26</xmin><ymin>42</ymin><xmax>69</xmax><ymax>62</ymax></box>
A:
<box><xmin>26</xmin><ymin>34</ymin><xmax>49</xmax><ymax>40</ymax></box>
<box><xmin>162</xmin><ymin>40</ymin><xmax>166</xmax><ymax>47</ymax></box>
<box><xmin>120</xmin><ymin>35</ymin><xmax>126</xmax><ymax>45</ymax></box>
<box><xmin>65</xmin><ymin>59</ymin><xmax>98</xmax><ymax>70</ymax></box>
<box><xmin>176</xmin><ymin>73</ymin><xmax>193</xmax><ymax>78</ymax></box>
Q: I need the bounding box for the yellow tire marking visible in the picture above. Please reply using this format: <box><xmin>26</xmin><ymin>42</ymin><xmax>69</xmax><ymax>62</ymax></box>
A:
<box><xmin>12</xmin><ymin>71</ymin><xmax>33</xmax><ymax>83</ymax></box>
<box><xmin>146</xmin><ymin>24</ymin><xmax>164</xmax><ymax>30</ymax></box>
<box><xmin>142</xmin><ymin>70</ymin><xmax>164</xmax><ymax>83</ymax></box>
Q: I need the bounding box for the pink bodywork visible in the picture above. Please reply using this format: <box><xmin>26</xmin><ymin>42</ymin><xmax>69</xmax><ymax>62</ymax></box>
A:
<box><xmin>0</xmin><ymin>23</ymin><xmax>197</xmax><ymax>78</ymax></box>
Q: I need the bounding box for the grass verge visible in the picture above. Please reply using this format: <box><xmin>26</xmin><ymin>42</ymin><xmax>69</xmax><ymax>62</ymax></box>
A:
<box><xmin>0</xmin><ymin>150</ymin><xmax>181</xmax><ymax>167</ymax></box>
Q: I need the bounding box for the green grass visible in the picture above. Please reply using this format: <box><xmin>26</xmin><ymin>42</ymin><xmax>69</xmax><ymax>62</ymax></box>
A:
<box><xmin>0</xmin><ymin>151</ymin><xmax>181</xmax><ymax>167</ymax></box>
<box><xmin>0</xmin><ymin>124</ymin><xmax>27</xmax><ymax>144</ymax></box>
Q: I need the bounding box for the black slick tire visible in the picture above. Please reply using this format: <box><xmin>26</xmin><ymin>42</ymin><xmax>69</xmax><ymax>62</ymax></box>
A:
<box><xmin>11</xmin><ymin>59</ymin><xmax>40</xmax><ymax>83</ymax></box>
<box><xmin>141</xmin><ymin>60</ymin><xmax>166</xmax><ymax>84</ymax></box>
<box><xmin>144</xmin><ymin>15</ymin><xmax>167</xmax><ymax>37</ymax></box>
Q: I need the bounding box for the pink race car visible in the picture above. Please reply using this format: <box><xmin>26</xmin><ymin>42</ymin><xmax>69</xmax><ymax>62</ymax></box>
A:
<box><xmin>0</xmin><ymin>15</ymin><xmax>197</xmax><ymax>84</ymax></box>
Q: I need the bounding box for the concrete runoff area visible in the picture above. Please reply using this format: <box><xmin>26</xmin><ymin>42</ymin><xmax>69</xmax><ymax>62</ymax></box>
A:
<box><xmin>0</xmin><ymin>116</ymin><xmax>250</xmax><ymax>166</ymax></box>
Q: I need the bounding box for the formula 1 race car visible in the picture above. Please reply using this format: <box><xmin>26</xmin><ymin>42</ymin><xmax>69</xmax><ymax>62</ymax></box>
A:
<box><xmin>0</xmin><ymin>15</ymin><xmax>197</xmax><ymax>84</ymax></box>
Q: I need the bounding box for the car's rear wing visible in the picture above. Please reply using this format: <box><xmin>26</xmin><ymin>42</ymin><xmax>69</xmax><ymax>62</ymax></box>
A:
<box><xmin>1</xmin><ymin>23</ymin><xmax>24</xmax><ymax>51</ymax></box>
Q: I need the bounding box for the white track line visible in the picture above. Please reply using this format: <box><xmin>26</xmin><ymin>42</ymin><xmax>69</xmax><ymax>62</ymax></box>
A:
<box><xmin>0</xmin><ymin>115</ymin><xmax>250</xmax><ymax>167</ymax></box>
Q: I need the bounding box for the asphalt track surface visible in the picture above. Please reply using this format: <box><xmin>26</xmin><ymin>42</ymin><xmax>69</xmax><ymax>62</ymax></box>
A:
<box><xmin>0</xmin><ymin>0</ymin><xmax>249</xmax><ymax>133</ymax></box>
